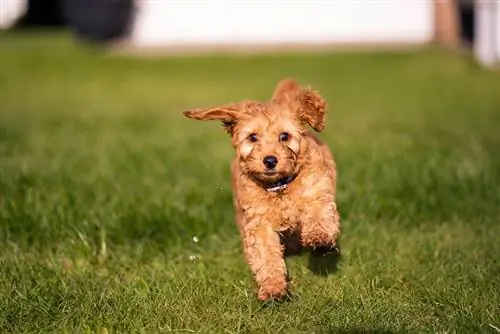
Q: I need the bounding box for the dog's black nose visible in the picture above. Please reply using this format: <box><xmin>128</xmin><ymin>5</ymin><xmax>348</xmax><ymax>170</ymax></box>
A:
<box><xmin>263</xmin><ymin>155</ymin><xmax>278</xmax><ymax>169</ymax></box>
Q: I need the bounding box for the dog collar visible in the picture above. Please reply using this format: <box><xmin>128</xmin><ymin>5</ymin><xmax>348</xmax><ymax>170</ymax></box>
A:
<box><xmin>266</xmin><ymin>175</ymin><xmax>296</xmax><ymax>192</ymax></box>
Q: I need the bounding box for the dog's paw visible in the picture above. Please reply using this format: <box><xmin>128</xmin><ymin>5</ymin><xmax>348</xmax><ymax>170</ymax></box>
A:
<box><xmin>311</xmin><ymin>244</ymin><xmax>340</xmax><ymax>257</ymax></box>
<box><xmin>257</xmin><ymin>282</ymin><xmax>289</xmax><ymax>301</ymax></box>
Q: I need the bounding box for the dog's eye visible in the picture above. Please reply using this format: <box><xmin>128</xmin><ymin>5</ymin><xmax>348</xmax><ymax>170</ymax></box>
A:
<box><xmin>248</xmin><ymin>133</ymin><xmax>258</xmax><ymax>142</ymax></box>
<box><xmin>279</xmin><ymin>132</ymin><xmax>290</xmax><ymax>142</ymax></box>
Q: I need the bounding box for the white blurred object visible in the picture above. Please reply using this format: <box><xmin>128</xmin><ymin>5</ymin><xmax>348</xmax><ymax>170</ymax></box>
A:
<box><xmin>129</xmin><ymin>1</ymin><xmax>434</xmax><ymax>48</ymax></box>
<box><xmin>474</xmin><ymin>0</ymin><xmax>500</xmax><ymax>67</ymax></box>
<box><xmin>0</xmin><ymin>0</ymin><xmax>27</xmax><ymax>29</ymax></box>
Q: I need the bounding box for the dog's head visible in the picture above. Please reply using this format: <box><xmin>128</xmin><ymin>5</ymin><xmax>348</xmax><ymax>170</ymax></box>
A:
<box><xmin>183</xmin><ymin>79</ymin><xmax>327</xmax><ymax>184</ymax></box>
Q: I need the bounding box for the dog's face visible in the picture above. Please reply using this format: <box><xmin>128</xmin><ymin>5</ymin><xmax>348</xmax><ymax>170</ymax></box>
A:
<box><xmin>183</xmin><ymin>79</ymin><xmax>327</xmax><ymax>184</ymax></box>
<box><xmin>232</xmin><ymin>105</ymin><xmax>303</xmax><ymax>182</ymax></box>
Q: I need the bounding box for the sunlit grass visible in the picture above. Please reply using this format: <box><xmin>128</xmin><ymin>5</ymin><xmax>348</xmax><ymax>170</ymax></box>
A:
<box><xmin>1</xmin><ymin>32</ymin><xmax>499</xmax><ymax>333</ymax></box>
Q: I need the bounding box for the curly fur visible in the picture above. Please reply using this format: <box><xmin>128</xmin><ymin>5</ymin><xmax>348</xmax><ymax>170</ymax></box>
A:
<box><xmin>183</xmin><ymin>79</ymin><xmax>340</xmax><ymax>301</ymax></box>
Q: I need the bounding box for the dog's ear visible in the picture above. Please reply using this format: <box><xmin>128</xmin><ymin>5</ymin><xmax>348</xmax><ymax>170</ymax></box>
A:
<box><xmin>272</xmin><ymin>79</ymin><xmax>327</xmax><ymax>132</ymax></box>
<box><xmin>183</xmin><ymin>106</ymin><xmax>244</xmax><ymax>134</ymax></box>
<box><xmin>272</xmin><ymin>78</ymin><xmax>301</xmax><ymax>102</ymax></box>
<box><xmin>296</xmin><ymin>88</ymin><xmax>327</xmax><ymax>132</ymax></box>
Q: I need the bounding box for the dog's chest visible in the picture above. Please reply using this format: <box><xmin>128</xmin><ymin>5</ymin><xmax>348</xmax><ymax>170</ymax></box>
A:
<box><xmin>236</xmin><ymin>170</ymin><xmax>334</xmax><ymax>232</ymax></box>
<box><xmin>269</xmin><ymin>174</ymin><xmax>333</xmax><ymax>231</ymax></box>
<box><xmin>269</xmin><ymin>194</ymin><xmax>302</xmax><ymax>231</ymax></box>
<box><xmin>238</xmin><ymin>190</ymin><xmax>303</xmax><ymax>231</ymax></box>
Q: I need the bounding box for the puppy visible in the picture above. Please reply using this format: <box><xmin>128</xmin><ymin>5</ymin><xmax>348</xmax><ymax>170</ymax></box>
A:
<box><xmin>183</xmin><ymin>79</ymin><xmax>340</xmax><ymax>301</ymax></box>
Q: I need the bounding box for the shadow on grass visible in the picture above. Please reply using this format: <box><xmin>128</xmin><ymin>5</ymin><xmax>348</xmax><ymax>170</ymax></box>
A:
<box><xmin>308</xmin><ymin>245</ymin><xmax>342</xmax><ymax>276</ymax></box>
<box><xmin>282</xmin><ymin>233</ymin><xmax>343</xmax><ymax>277</ymax></box>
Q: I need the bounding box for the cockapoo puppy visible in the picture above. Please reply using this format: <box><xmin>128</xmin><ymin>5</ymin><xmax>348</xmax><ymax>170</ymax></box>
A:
<box><xmin>183</xmin><ymin>79</ymin><xmax>340</xmax><ymax>301</ymax></box>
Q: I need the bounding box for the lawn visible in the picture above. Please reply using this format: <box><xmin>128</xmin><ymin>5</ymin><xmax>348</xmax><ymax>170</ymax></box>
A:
<box><xmin>0</xmin><ymin>32</ymin><xmax>499</xmax><ymax>333</ymax></box>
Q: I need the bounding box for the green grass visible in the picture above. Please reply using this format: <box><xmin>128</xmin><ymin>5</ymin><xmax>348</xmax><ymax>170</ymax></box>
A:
<box><xmin>1</xmin><ymin>32</ymin><xmax>500</xmax><ymax>333</ymax></box>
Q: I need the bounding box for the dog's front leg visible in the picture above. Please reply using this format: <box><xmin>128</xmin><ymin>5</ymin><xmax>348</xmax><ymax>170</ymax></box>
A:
<box><xmin>301</xmin><ymin>203</ymin><xmax>340</xmax><ymax>252</ymax></box>
<box><xmin>243</xmin><ymin>222</ymin><xmax>288</xmax><ymax>301</ymax></box>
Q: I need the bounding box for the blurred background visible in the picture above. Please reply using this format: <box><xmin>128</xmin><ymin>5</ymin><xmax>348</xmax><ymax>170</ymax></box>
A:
<box><xmin>1</xmin><ymin>0</ymin><xmax>499</xmax><ymax>65</ymax></box>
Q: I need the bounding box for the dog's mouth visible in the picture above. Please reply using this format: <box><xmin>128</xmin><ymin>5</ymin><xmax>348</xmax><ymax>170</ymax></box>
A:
<box><xmin>257</xmin><ymin>166</ymin><xmax>297</xmax><ymax>182</ymax></box>
<box><xmin>264</xmin><ymin>169</ymin><xmax>278</xmax><ymax>176</ymax></box>
<box><xmin>251</xmin><ymin>172</ymin><xmax>276</xmax><ymax>184</ymax></box>
<box><xmin>259</xmin><ymin>169</ymin><xmax>284</xmax><ymax>181</ymax></box>
<box><xmin>253</xmin><ymin>168</ymin><xmax>296</xmax><ymax>186</ymax></box>
<box><xmin>261</xmin><ymin>173</ymin><xmax>297</xmax><ymax>192</ymax></box>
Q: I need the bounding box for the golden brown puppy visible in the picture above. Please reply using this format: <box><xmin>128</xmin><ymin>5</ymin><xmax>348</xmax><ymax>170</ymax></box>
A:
<box><xmin>183</xmin><ymin>79</ymin><xmax>340</xmax><ymax>301</ymax></box>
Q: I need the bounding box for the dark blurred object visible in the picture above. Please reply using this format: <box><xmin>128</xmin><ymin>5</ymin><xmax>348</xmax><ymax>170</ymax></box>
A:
<box><xmin>458</xmin><ymin>0</ymin><xmax>474</xmax><ymax>47</ymax></box>
<box><xmin>15</xmin><ymin>0</ymin><xmax>134</xmax><ymax>43</ymax></box>
<box><xmin>16</xmin><ymin>0</ymin><xmax>66</xmax><ymax>27</ymax></box>
<box><xmin>64</xmin><ymin>0</ymin><xmax>134</xmax><ymax>43</ymax></box>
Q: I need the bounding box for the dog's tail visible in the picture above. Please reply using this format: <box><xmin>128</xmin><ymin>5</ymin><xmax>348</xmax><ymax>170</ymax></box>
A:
<box><xmin>271</xmin><ymin>78</ymin><xmax>301</xmax><ymax>101</ymax></box>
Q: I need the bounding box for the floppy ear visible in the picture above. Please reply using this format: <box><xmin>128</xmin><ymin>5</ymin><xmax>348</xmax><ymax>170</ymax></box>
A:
<box><xmin>183</xmin><ymin>106</ymin><xmax>243</xmax><ymax>134</ymax></box>
<box><xmin>296</xmin><ymin>88</ymin><xmax>327</xmax><ymax>132</ymax></box>
<box><xmin>272</xmin><ymin>79</ymin><xmax>327</xmax><ymax>132</ymax></box>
